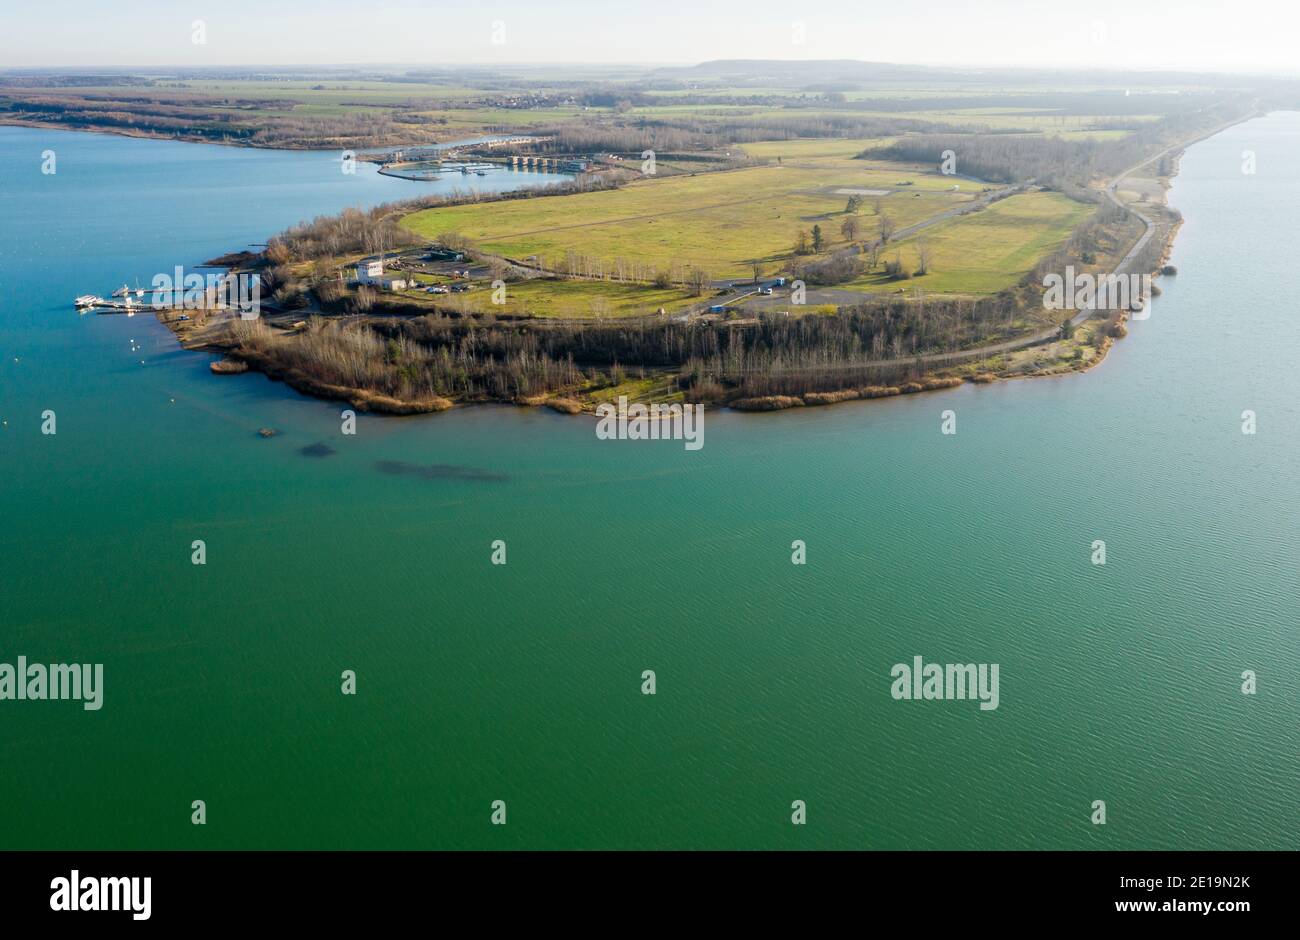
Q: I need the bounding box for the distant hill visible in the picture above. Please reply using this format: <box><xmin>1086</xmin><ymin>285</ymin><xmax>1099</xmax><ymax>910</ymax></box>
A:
<box><xmin>652</xmin><ymin>58</ymin><xmax>1267</xmax><ymax>92</ymax></box>
<box><xmin>653</xmin><ymin>59</ymin><xmax>952</xmax><ymax>85</ymax></box>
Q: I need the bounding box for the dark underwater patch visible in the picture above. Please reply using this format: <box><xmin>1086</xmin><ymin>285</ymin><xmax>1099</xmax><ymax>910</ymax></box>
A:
<box><xmin>375</xmin><ymin>460</ymin><xmax>508</xmax><ymax>482</ymax></box>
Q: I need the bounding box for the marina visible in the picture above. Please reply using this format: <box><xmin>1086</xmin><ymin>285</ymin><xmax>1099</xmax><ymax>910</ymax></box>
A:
<box><xmin>74</xmin><ymin>276</ymin><xmax>238</xmax><ymax>315</ymax></box>
<box><xmin>74</xmin><ymin>294</ymin><xmax>147</xmax><ymax>314</ymax></box>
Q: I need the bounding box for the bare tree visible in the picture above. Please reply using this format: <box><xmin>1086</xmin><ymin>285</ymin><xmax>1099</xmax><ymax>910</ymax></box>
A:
<box><xmin>265</xmin><ymin>239</ymin><xmax>293</xmax><ymax>265</ymax></box>
<box><xmin>840</xmin><ymin>216</ymin><xmax>860</xmax><ymax>242</ymax></box>
<box><xmin>351</xmin><ymin>285</ymin><xmax>376</xmax><ymax>313</ymax></box>
<box><xmin>687</xmin><ymin>267</ymin><xmax>711</xmax><ymax>296</ymax></box>
<box><xmin>915</xmin><ymin>239</ymin><xmax>932</xmax><ymax>276</ymax></box>
<box><xmin>879</xmin><ymin>215</ymin><xmax>896</xmax><ymax>244</ymax></box>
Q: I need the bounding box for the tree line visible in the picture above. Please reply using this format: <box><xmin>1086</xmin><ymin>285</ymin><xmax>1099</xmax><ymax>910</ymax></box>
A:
<box><xmin>861</xmin><ymin>100</ymin><xmax>1253</xmax><ymax>190</ymax></box>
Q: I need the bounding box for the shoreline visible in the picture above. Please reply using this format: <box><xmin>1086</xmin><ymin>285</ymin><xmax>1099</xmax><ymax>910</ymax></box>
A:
<box><xmin>697</xmin><ymin>112</ymin><xmax>1259</xmax><ymax>412</ymax></box>
<box><xmin>0</xmin><ymin>117</ymin><xmax>438</xmax><ymax>152</ymax></box>
<box><xmin>157</xmin><ymin>114</ymin><xmax>1251</xmax><ymax>416</ymax></box>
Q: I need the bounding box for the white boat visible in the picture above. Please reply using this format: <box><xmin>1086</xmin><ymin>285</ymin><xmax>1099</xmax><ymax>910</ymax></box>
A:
<box><xmin>74</xmin><ymin>295</ymin><xmax>102</xmax><ymax>308</ymax></box>
<box><xmin>112</xmin><ymin>283</ymin><xmax>131</xmax><ymax>298</ymax></box>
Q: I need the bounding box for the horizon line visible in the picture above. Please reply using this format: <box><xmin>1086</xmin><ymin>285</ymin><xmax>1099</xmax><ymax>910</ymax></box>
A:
<box><xmin>3</xmin><ymin>59</ymin><xmax>1299</xmax><ymax>81</ymax></box>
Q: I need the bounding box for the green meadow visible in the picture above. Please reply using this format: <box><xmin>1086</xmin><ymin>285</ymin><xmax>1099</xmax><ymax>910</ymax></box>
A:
<box><xmin>404</xmin><ymin>278</ymin><xmax>700</xmax><ymax>319</ymax></box>
<box><xmin>403</xmin><ymin>157</ymin><xmax>987</xmax><ymax>279</ymax></box>
<box><xmin>846</xmin><ymin>191</ymin><xmax>1093</xmax><ymax>294</ymax></box>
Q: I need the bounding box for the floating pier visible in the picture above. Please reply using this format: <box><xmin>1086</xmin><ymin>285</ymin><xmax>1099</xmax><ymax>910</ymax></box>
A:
<box><xmin>90</xmin><ymin>300</ymin><xmax>145</xmax><ymax>314</ymax></box>
<box><xmin>74</xmin><ymin>296</ymin><xmax>146</xmax><ymax>314</ymax></box>
<box><xmin>75</xmin><ymin>274</ymin><xmax>238</xmax><ymax>315</ymax></box>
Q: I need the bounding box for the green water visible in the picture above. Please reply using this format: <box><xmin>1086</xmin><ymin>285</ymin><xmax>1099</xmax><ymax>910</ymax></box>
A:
<box><xmin>1</xmin><ymin>119</ymin><xmax>1297</xmax><ymax>850</ymax></box>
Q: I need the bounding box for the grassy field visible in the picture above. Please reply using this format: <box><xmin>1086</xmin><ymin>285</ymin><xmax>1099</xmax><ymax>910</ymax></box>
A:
<box><xmin>738</xmin><ymin>138</ymin><xmax>886</xmax><ymax>160</ymax></box>
<box><xmin>625</xmin><ymin>102</ymin><xmax>1156</xmax><ymax>137</ymax></box>
<box><xmin>396</xmin><ymin>278</ymin><xmax>699</xmax><ymax>318</ymax></box>
<box><xmin>804</xmin><ymin>107</ymin><xmax>1160</xmax><ymax>135</ymax></box>
<box><xmin>402</xmin><ymin>158</ymin><xmax>990</xmax><ymax>279</ymax></box>
<box><xmin>845</xmin><ymin>191</ymin><xmax>1093</xmax><ymax>294</ymax></box>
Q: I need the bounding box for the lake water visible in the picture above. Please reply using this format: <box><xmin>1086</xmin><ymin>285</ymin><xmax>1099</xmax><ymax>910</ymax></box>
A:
<box><xmin>0</xmin><ymin>118</ymin><xmax>1296</xmax><ymax>849</ymax></box>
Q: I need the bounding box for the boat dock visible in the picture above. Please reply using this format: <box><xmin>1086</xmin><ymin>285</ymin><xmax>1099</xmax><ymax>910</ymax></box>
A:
<box><xmin>89</xmin><ymin>299</ymin><xmax>145</xmax><ymax>314</ymax></box>
<box><xmin>74</xmin><ymin>295</ymin><xmax>152</xmax><ymax>314</ymax></box>
<box><xmin>75</xmin><ymin>273</ymin><xmax>242</xmax><ymax>314</ymax></box>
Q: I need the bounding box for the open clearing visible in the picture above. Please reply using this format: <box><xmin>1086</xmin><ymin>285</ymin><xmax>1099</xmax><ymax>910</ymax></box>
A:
<box><xmin>404</xmin><ymin>278</ymin><xmax>699</xmax><ymax>318</ymax></box>
<box><xmin>845</xmin><ymin>191</ymin><xmax>1093</xmax><ymax>294</ymax></box>
<box><xmin>738</xmin><ymin>137</ymin><xmax>886</xmax><ymax>160</ymax></box>
<box><xmin>403</xmin><ymin>158</ymin><xmax>991</xmax><ymax>279</ymax></box>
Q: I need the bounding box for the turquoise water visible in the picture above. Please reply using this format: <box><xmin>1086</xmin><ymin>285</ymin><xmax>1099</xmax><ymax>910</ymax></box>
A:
<box><xmin>1</xmin><ymin>118</ymin><xmax>1296</xmax><ymax>850</ymax></box>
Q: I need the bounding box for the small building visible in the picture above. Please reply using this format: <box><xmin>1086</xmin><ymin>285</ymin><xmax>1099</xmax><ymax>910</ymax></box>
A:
<box><xmin>354</xmin><ymin>260</ymin><xmax>385</xmax><ymax>283</ymax></box>
<box><xmin>353</xmin><ymin>259</ymin><xmax>407</xmax><ymax>290</ymax></box>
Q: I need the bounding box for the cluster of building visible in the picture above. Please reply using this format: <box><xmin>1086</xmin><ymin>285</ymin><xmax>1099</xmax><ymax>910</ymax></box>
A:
<box><xmin>353</xmin><ymin>260</ymin><xmax>408</xmax><ymax>291</ymax></box>
<box><xmin>352</xmin><ymin>248</ymin><xmax>470</xmax><ymax>292</ymax></box>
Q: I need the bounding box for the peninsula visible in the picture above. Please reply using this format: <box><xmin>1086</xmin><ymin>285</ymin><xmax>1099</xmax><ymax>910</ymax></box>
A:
<box><xmin>35</xmin><ymin>62</ymin><xmax>1285</xmax><ymax>414</ymax></box>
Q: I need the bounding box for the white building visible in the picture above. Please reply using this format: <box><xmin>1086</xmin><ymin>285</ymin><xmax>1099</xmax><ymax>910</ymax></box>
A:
<box><xmin>353</xmin><ymin>260</ymin><xmax>408</xmax><ymax>291</ymax></box>
<box><xmin>355</xmin><ymin>260</ymin><xmax>385</xmax><ymax>283</ymax></box>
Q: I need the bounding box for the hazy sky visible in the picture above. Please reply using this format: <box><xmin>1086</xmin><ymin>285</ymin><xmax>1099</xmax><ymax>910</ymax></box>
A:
<box><xmin>3</xmin><ymin>0</ymin><xmax>1295</xmax><ymax>74</ymax></box>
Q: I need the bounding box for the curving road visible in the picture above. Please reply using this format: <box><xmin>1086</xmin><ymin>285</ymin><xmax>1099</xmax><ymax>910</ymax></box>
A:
<box><xmin>715</xmin><ymin>112</ymin><xmax>1261</xmax><ymax>373</ymax></box>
